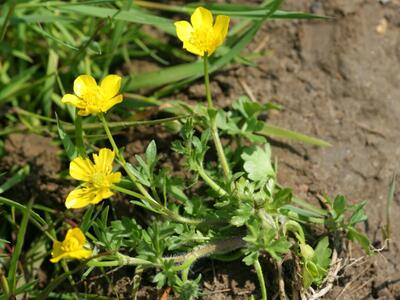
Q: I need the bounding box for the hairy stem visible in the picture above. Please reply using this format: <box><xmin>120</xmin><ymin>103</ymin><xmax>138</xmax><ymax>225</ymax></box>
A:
<box><xmin>203</xmin><ymin>54</ymin><xmax>232</xmax><ymax>180</ymax></box>
<box><xmin>171</xmin><ymin>237</ymin><xmax>245</xmax><ymax>271</ymax></box>
<box><xmin>197</xmin><ymin>166</ymin><xmax>227</xmax><ymax>197</ymax></box>
<box><xmin>87</xmin><ymin>253</ymin><xmax>154</xmax><ymax>268</ymax></box>
<box><xmin>112</xmin><ymin>185</ymin><xmax>204</xmax><ymax>225</ymax></box>
<box><xmin>99</xmin><ymin>113</ymin><xmax>159</xmax><ymax>205</ymax></box>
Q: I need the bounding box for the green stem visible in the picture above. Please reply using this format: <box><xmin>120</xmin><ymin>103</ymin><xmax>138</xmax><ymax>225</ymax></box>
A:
<box><xmin>204</xmin><ymin>53</ymin><xmax>213</xmax><ymax>109</ymax></box>
<box><xmin>254</xmin><ymin>258</ymin><xmax>268</xmax><ymax>300</ymax></box>
<box><xmin>8</xmin><ymin>200</ymin><xmax>32</xmax><ymax>295</ymax></box>
<box><xmin>171</xmin><ymin>237</ymin><xmax>245</xmax><ymax>272</ymax></box>
<box><xmin>111</xmin><ymin>185</ymin><xmax>148</xmax><ymax>202</ymax></box>
<box><xmin>211</xmin><ymin>122</ymin><xmax>231</xmax><ymax>179</ymax></box>
<box><xmin>100</xmin><ymin>113</ymin><xmax>207</xmax><ymax>226</ymax></box>
<box><xmin>99</xmin><ymin>113</ymin><xmax>155</xmax><ymax>203</ymax></box>
<box><xmin>113</xmin><ymin>185</ymin><xmax>203</xmax><ymax>225</ymax></box>
<box><xmin>197</xmin><ymin>166</ymin><xmax>227</xmax><ymax>197</ymax></box>
<box><xmin>87</xmin><ymin>253</ymin><xmax>154</xmax><ymax>268</ymax></box>
<box><xmin>203</xmin><ymin>54</ymin><xmax>231</xmax><ymax>180</ymax></box>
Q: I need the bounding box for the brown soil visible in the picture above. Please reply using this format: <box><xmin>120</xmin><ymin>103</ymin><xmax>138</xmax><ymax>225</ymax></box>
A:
<box><xmin>1</xmin><ymin>0</ymin><xmax>400</xmax><ymax>299</ymax></box>
<box><xmin>223</xmin><ymin>0</ymin><xmax>400</xmax><ymax>298</ymax></box>
<box><xmin>178</xmin><ymin>0</ymin><xmax>400</xmax><ymax>298</ymax></box>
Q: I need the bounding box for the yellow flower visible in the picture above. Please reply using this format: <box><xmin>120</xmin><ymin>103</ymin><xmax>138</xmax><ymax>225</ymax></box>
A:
<box><xmin>175</xmin><ymin>7</ymin><xmax>230</xmax><ymax>57</ymax></box>
<box><xmin>61</xmin><ymin>74</ymin><xmax>123</xmax><ymax>116</ymax></box>
<box><xmin>65</xmin><ymin>148</ymin><xmax>121</xmax><ymax>209</ymax></box>
<box><xmin>50</xmin><ymin>228</ymin><xmax>92</xmax><ymax>263</ymax></box>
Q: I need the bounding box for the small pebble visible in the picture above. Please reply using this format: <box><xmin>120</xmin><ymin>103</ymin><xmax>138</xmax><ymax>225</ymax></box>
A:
<box><xmin>376</xmin><ymin>18</ymin><xmax>388</xmax><ymax>34</ymax></box>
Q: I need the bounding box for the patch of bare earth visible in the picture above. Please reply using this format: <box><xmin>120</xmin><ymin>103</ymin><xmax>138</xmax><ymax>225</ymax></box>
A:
<box><xmin>208</xmin><ymin>0</ymin><xmax>400</xmax><ymax>298</ymax></box>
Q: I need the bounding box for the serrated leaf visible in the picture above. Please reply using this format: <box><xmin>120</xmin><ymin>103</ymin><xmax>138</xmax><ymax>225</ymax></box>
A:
<box><xmin>241</xmin><ymin>144</ymin><xmax>275</xmax><ymax>182</ymax></box>
<box><xmin>242</xmin><ymin>251</ymin><xmax>259</xmax><ymax>266</ymax></box>
<box><xmin>266</xmin><ymin>237</ymin><xmax>291</xmax><ymax>261</ymax></box>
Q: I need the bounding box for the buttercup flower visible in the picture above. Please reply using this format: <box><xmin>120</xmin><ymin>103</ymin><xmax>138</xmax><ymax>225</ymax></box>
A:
<box><xmin>61</xmin><ymin>74</ymin><xmax>123</xmax><ymax>116</ymax></box>
<box><xmin>175</xmin><ymin>7</ymin><xmax>230</xmax><ymax>56</ymax></box>
<box><xmin>50</xmin><ymin>228</ymin><xmax>92</xmax><ymax>263</ymax></box>
<box><xmin>65</xmin><ymin>148</ymin><xmax>121</xmax><ymax>209</ymax></box>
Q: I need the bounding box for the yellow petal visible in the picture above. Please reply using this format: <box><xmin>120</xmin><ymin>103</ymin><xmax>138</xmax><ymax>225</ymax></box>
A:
<box><xmin>107</xmin><ymin>172</ymin><xmax>121</xmax><ymax>184</ymax></box>
<box><xmin>73</xmin><ymin>75</ymin><xmax>97</xmax><ymax>98</ymax></box>
<box><xmin>191</xmin><ymin>7</ymin><xmax>213</xmax><ymax>29</ymax></box>
<box><xmin>50</xmin><ymin>248</ymin><xmax>92</xmax><ymax>263</ymax></box>
<box><xmin>50</xmin><ymin>252</ymin><xmax>69</xmax><ymax>263</ymax></box>
<box><xmin>101</xmin><ymin>94</ymin><xmax>123</xmax><ymax>112</ymax></box>
<box><xmin>50</xmin><ymin>240</ymin><xmax>63</xmax><ymax>263</ymax></box>
<box><xmin>68</xmin><ymin>249</ymin><xmax>93</xmax><ymax>260</ymax></box>
<box><xmin>100</xmin><ymin>75</ymin><xmax>121</xmax><ymax>100</ymax></box>
<box><xmin>93</xmin><ymin>148</ymin><xmax>115</xmax><ymax>174</ymax></box>
<box><xmin>78</xmin><ymin>109</ymin><xmax>90</xmax><ymax>116</ymax></box>
<box><xmin>96</xmin><ymin>188</ymin><xmax>114</xmax><ymax>203</ymax></box>
<box><xmin>65</xmin><ymin>187</ymin><xmax>96</xmax><ymax>209</ymax></box>
<box><xmin>175</xmin><ymin>21</ymin><xmax>193</xmax><ymax>42</ymax></box>
<box><xmin>70</xmin><ymin>157</ymin><xmax>95</xmax><ymax>181</ymax></box>
<box><xmin>214</xmin><ymin>15</ymin><xmax>230</xmax><ymax>45</ymax></box>
<box><xmin>61</xmin><ymin>94</ymin><xmax>82</xmax><ymax>107</ymax></box>
<box><xmin>183</xmin><ymin>41</ymin><xmax>204</xmax><ymax>56</ymax></box>
<box><xmin>65</xmin><ymin>228</ymin><xmax>86</xmax><ymax>246</ymax></box>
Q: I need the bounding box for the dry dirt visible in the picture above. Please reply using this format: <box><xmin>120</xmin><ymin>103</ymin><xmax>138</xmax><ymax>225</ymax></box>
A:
<box><xmin>208</xmin><ymin>0</ymin><xmax>400</xmax><ymax>298</ymax></box>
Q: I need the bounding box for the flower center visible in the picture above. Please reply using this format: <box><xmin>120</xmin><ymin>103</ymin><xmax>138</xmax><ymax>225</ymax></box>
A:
<box><xmin>83</xmin><ymin>88</ymin><xmax>104</xmax><ymax>111</ymax></box>
<box><xmin>190</xmin><ymin>26</ymin><xmax>216</xmax><ymax>53</ymax></box>
<box><xmin>91</xmin><ymin>172</ymin><xmax>107</xmax><ymax>188</ymax></box>
<box><xmin>61</xmin><ymin>237</ymin><xmax>80</xmax><ymax>252</ymax></box>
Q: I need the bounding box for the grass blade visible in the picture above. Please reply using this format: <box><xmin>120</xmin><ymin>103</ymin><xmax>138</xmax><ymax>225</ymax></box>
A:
<box><xmin>0</xmin><ymin>66</ymin><xmax>38</xmax><ymax>104</ymax></box>
<box><xmin>41</xmin><ymin>49</ymin><xmax>59</xmax><ymax>116</ymax></box>
<box><xmin>0</xmin><ymin>166</ymin><xmax>30</xmax><ymax>194</ymax></box>
<box><xmin>257</xmin><ymin>123</ymin><xmax>331</xmax><ymax>147</ymax></box>
<box><xmin>58</xmin><ymin>5</ymin><xmax>175</xmax><ymax>34</ymax></box>
<box><xmin>384</xmin><ymin>173</ymin><xmax>396</xmax><ymax>240</ymax></box>
<box><xmin>0</xmin><ymin>0</ymin><xmax>16</xmax><ymax>41</ymax></box>
<box><xmin>7</xmin><ymin>200</ymin><xmax>32</xmax><ymax>296</ymax></box>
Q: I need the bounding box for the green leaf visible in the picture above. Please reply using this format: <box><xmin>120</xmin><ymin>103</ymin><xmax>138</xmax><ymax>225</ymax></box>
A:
<box><xmin>41</xmin><ymin>49</ymin><xmax>58</xmax><ymax>116</ymax></box>
<box><xmin>348</xmin><ymin>226</ymin><xmax>371</xmax><ymax>254</ymax></box>
<box><xmin>56</xmin><ymin>115</ymin><xmax>77</xmax><ymax>160</ymax></box>
<box><xmin>314</xmin><ymin>237</ymin><xmax>332</xmax><ymax>271</ymax></box>
<box><xmin>349</xmin><ymin>201</ymin><xmax>368</xmax><ymax>225</ymax></box>
<box><xmin>258</xmin><ymin>123</ymin><xmax>331</xmax><ymax>147</ymax></box>
<box><xmin>266</xmin><ymin>236</ymin><xmax>291</xmax><ymax>261</ymax></box>
<box><xmin>241</xmin><ymin>144</ymin><xmax>275</xmax><ymax>182</ymax></box>
<box><xmin>58</xmin><ymin>5</ymin><xmax>175</xmax><ymax>34</ymax></box>
<box><xmin>145</xmin><ymin>140</ymin><xmax>157</xmax><ymax>170</ymax></box>
<box><xmin>0</xmin><ymin>166</ymin><xmax>30</xmax><ymax>194</ymax></box>
<box><xmin>333</xmin><ymin>195</ymin><xmax>346</xmax><ymax>218</ymax></box>
<box><xmin>269</xmin><ymin>188</ymin><xmax>292</xmax><ymax>211</ymax></box>
<box><xmin>243</xmin><ymin>251</ymin><xmax>259</xmax><ymax>266</ymax></box>
<box><xmin>231</xmin><ymin>202</ymin><xmax>254</xmax><ymax>227</ymax></box>
<box><xmin>232</xmin><ymin>96</ymin><xmax>267</xmax><ymax>118</ymax></box>
<box><xmin>0</xmin><ymin>66</ymin><xmax>38</xmax><ymax>104</ymax></box>
<box><xmin>126</xmin><ymin>162</ymin><xmax>151</xmax><ymax>187</ymax></box>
